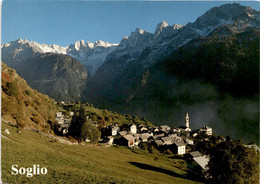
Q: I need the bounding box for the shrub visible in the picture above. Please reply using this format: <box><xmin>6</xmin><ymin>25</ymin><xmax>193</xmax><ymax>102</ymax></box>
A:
<box><xmin>207</xmin><ymin>140</ymin><xmax>259</xmax><ymax>184</ymax></box>
<box><xmin>4</xmin><ymin>82</ymin><xmax>18</xmax><ymax>96</ymax></box>
<box><xmin>91</xmin><ymin>115</ymin><xmax>99</xmax><ymax>121</ymax></box>
<box><xmin>16</xmin><ymin>114</ymin><xmax>26</xmax><ymax>129</ymax></box>
<box><xmin>30</xmin><ymin>116</ymin><xmax>42</xmax><ymax>125</ymax></box>
<box><xmin>80</xmin><ymin>122</ymin><xmax>101</xmax><ymax>143</ymax></box>
<box><xmin>103</xmin><ymin>109</ymin><xmax>109</xmax><ymax>115</ymax></box>
<box><xmin>25</xmin><ymin>89</ymin><xmax>32</xmax><ymax>96</ymax></box>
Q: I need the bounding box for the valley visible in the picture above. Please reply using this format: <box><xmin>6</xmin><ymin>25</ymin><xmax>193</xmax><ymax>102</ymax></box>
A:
<box><xmin>2</xmin><ymin>4</ymin><xmax>259</xmax><ymax>145</ymax></box>
<box><xmin>1</xmin><ymin>3</ymin><xmax>260</xmax><ymax>183</ymax></box>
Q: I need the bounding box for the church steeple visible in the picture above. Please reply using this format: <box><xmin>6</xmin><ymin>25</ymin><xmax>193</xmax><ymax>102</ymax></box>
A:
<box><xmin>185</xmin><ymin>112</ymin><xmax>189</xmax><ymax>128</ymax></box>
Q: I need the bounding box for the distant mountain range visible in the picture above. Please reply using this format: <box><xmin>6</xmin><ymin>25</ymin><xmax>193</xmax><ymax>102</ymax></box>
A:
<box><xmin>84</xmin><ymin>3</ymin><xmax>259</xmax><ymax>111</ymax></box>
<box><xmin>2</xmin><ymin>38</ymin><xmax>118</xmax><ymax>76</ymax></box>
<box><xmin>2</xmin><ymin>3</ymin><xmax>259</xmax><ymax>143</ymax></box>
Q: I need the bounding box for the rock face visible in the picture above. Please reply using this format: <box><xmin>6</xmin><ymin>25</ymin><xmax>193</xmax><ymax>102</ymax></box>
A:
<box><xmin>11</xmin><ymin>53</ymin><xmax>88</xmax><ymax>102</ymax></box>
<box><xmin>67</xmin><ymin>40</ymin><xmax>118</xmax><ymax>76</ymax></box>
<box><xmin>85</xmin><ymin>3</ymin><xmax>259</xmax><ymax>103</ymax></box>
<box><xmin>2</xmin><ymin>38</ymin><xmax>90</xmax><ymax>102</ymax></box>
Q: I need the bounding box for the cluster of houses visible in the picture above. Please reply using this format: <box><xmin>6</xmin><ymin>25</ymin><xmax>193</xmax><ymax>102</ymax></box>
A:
<box><xmin>55</xmin><ymin>112</ymin><xmax>73</xmax><ymax>134</ymax></box>
<box><xmin>55</xmin><ymin>110</ymin><xmax>212</xmax><ymax>174</ymax></box>
<box><xmin>100</xmin><ymin>112</ymin><xmax>212</xmax><ymax>173</ymax></box>
<box><xmin>102</xmin><ymin>112</ymin><xmax>212</xmax><ymax>150</ymax></box>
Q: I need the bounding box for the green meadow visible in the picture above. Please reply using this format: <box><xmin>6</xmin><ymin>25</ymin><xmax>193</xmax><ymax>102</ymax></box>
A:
<box><xmin>1</xmin><ymin>123</ymin><xmax>202</xmax><ymax>184</ymax></box>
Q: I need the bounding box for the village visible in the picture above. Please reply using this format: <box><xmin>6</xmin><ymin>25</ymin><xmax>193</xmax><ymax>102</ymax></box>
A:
<box><xmin>55</xmin><ymin>107</ymin><xmax>215</xmax><ymax>175</ymax></box>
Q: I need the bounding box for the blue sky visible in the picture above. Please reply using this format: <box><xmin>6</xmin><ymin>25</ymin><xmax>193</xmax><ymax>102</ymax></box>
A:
<box><xmin>2</xmin><ymin>1</ymin><xmax>260</xmax><ymax>46</ymax></box>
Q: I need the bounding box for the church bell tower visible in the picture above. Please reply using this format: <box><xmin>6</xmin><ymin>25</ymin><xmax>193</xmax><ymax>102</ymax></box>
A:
<box><xmin>185</xmin><ymin>112</ymin><xmax>189</xmax><ymax>128</ymax></box>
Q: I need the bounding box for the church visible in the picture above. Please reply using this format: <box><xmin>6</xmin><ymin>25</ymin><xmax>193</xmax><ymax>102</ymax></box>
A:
<box><xmin>178</xmin><ymin>112</ymin><xmax>192</xmax><ymax>132</ymax></box>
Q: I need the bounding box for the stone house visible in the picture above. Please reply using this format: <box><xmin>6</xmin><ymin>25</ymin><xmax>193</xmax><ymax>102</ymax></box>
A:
<box><xmin>154</xmin><ymin>140</ymin><xmax>164</xmax><ymax>148</ymax></box>
<box><xmin>105</xmin><ymin>136</ymin><xmax>114</xmax><ymax>145</ymax></box>
<box><xmin>185</xmin><ymin>138</ymin><xmax>194</xmax><ymax>145</ymax></box>
<box><xmin>199</xmin><ymin>126</ymin><xmax>212</xmax><ymax>136</ymax></box>
<box><xmin>55</xmin><ymin>112</ymin><xmax>65</xmax><ymax>124</ymax></box>
<box><xmin>159</xmin><ymin>125</ymin><xmax>171</xmax><ymax>132</ymax></box>
<box><xmin>139</xmin><ymin>133</ymin><xmax>153</xmax><ymax>142</ymax></box>
<box><xmin>161</xmin><ymin>136</ymin><xmax>173</xmax><ymax>145</ymax></box>
<box><xmin>172</xmin><ymin>142</ymin><xmax>186</xmax><ymax>155</ymax></box>
<box><xmin>151</xmin><ymin>133</ymin><xmax>165</xmax><ymax>141</ymax></box>
<box><xmin>111</xmin><ymin>125</ymin><xmax>120</xmax><ymax>136</ymax></box>
<box><xmin>121</xmin><ymin>134</ymin><xmax>135</xmax><ymax>147</ymax></box>
<box><xmin>152</xmin><ymin>127</ymin><xmax>160</xmax><ymax>133</ymax></box>
<box><xmin>187</xmin><ymin>154</ymin><xmax>210</xmax><ymax>175</ymax></box>
<box><xmin>140</xmin><ymin>127</ymin><xmax>148</xmax><ymax>133</ymax></box>
<box><xmin>130</xmin><ymin>124</ymin><xmax>137</xmax><ymax>134</ymax></box>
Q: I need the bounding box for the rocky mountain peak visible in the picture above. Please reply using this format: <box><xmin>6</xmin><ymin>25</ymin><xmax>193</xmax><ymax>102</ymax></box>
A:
<box><xmin>17</xmin><ymin>38</ymin><xmax>29</xmax><ymax>44</ymax></box>
<box><xmin>94</xmin><ymin>40</ymin><xmax>118</xmax><ymax>48</ymax></box>
<box><xmin>133</xmin><ymin>28</ymin><xmax>145</xmax><ymax>35</ymax></box>
<box><xmin>191</xmin><ymin>3</ymin><xmax>259</xmax><ymax>35</ymax></box>
<box><xmin>74</xmin><ymin>40</ymin><xmax>87</xmax><ymax>50</ymax></box>
<box><xmin>173</xmin><ymin>24</ymin><xmax>183</xmax><ymax>30</ymax></box>
<box><xmin>154</xmin><ymin>21</ymin><xmax>170</xmax><ymax>36</ymax></box>
<box><xmin>117</xmin><ymin>28</ymin><xmax>153</xmax><ymax>50</ymax></box>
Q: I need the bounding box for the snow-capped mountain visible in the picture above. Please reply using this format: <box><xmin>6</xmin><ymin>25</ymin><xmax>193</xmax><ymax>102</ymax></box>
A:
<box><xmin>85</xmin><ymin>3</ymin><xmax>260</xmax><ymax>103</ymax></box>
<box><xmin>2</xmin><ymin>3</ymin><xmax>259</xmax><ymax>104</ymax></box>
<box><xmin>66</xmin><ymin>40</ymin><xmax>118</xmax><ymax>76</ymax></box>
<box><xmin>83</xmin><ymin>4</ymin><xmax>259</xmax><ymax>147</ymax></box>
<box><xmin>2</xmin><ymin>38</ymin><xmax>118</xmax><ymax>76</ymax></box>
<box><xmin>117</xmin><ymin>28</ymin><xmax>153</xmax><ymax>52</ymax></box>
<box><xmin>95</xmin><ymin>3</ymin><xmax>258</xmax><ymax>80</ymax></box>
<box><xmin>2</xmin><ymin>3</ymin><xmax>258</xmax><ymax>144</ymax></box>
<box><xmin>131</xmin><ymin>3</ymin><xmax>259</xmax><ymax>68</ymax></box>
<box><xmin>190</xmin><ymin>3</ymin><xmax>259</xmax><ymax>35</ymax></box>
<box><xmin>153</xmin><ymin>21</ymin><xmax>183</xmax><ymax>42</ymax></box>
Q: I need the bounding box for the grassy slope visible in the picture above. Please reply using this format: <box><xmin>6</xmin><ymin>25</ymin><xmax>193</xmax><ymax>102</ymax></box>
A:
<box><xmin>83</xmin><ymin>106</ymin><xmax>153</xmax><ymax>126</ymax></box>
<box><xmin>1</xmin><ymin>62</ymin><xmax>59</xmax><ymax>131</ymax></box>
<box><xmin>2</xmin><ymin>123</ymin><xmax>202</xmax><ymax>184</ymax></box>
<box><xmin>61</xmin><ymin>103</ymin><xmax>153</xmax><ymax>127</ymax></box>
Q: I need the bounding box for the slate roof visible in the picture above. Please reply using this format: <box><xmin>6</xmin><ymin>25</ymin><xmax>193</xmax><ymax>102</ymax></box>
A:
<box><xmin>189</xmin><ymin>151</ymin><xmax>202</xmax><ymax>158</ymax></box>
<box><xmin>159</xmin><ymin>125</ymin><xmax>171</xmax><ymax>131</ymax></box>
<box><xmin>193</xmin><ymin>156</ymin><xmax>210</xmax><ymax>170</ymax></box>
<box><xmin>155</xmin><ymin>140</ymin><xmax>164</xmax><ymax>146</ymax></box>
<box><xmin>161</xmin><ymin>136</ymin><xmax>172</xmax><ymax>142</ymax></box>
<box><xmin>168</xmin><ymin>134</ymin><xmax>178</xmax><ymax>138</ymax></box>
<box><xmin>139</xmin><ymin>133</ymin><xmax>150</xmax><ymax>140</ymax></box>
<box><xmin>152</xmin><ymin>133</ymin><xmax>165</xmax><ymax>140</ymax></box>
<box><xmin>107</xmin><ymin>136</ymin><xmax>114</xmax><ymax>140</ymax></box>
<box><xmin>174</xmin><ymin>142</ymin><xmax>185</xmax><ymax>147</ymax></box>
<box><xmin>123</xmin><ymin>134</ymin><xmax>135</xmax><ymax>141</ymax></box>
<box><xmin>118</xmin><ymin>131</ymin><xmax>127</xmax><ymax>136</ymax></box>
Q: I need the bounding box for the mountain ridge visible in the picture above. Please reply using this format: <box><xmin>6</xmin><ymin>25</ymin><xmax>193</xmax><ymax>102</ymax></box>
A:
<box><xmin>85</xmin><ymin>3</ymin><xmax>259</xmax><ymax>102</ymax></box>
<box><xmin>2</xmin><ymin>38</ymin><xmax>118</xmax><ymax>76</ymax></box>
<box><xmin>2</xmin><ymin>3</ymin><xmax>259</xmax><ymax>144</ymax></box>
